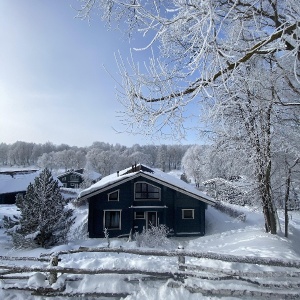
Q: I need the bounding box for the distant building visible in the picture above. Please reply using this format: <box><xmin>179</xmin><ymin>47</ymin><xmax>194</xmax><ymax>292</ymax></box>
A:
<box><xmin>57</xmin><ymin>169</ymin><xmax>101</xmax><ymax>189</ymax></box>
<box><xmin>0</xmin><ymin>170</ymin><xmax>39</xmax><ymax>204</ymax></box>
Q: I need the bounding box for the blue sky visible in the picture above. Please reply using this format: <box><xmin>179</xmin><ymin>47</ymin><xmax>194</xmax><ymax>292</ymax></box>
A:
<box><xmin>0</xmin><ymin>0</ymin><xmax>200</xmax><ymax>147</ymax></box>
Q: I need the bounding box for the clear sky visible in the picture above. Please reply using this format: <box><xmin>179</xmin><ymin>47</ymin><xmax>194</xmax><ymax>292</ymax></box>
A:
<box><xmin>0</xmin><ymin>0</ymin><xmax>199</xmax><ymax>147</ymax></box>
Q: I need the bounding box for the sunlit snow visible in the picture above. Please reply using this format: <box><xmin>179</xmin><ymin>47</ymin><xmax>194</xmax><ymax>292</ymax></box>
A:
<box><xmin>1</xmin><ymin>202</ymin><xmax>300</xmax><ymax>299</ymax></box>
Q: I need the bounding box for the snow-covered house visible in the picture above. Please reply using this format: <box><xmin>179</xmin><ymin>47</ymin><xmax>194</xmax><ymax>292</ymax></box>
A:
<box><xmin>57</xmin><ymin>169</ymin><xmax>101</xmax><ymax>189</ymax></box>
<box><xmin>78</xmin><ymin>164</ymin><xmax>215</xmax><ymax>238</ymax></box>
<box><xmin>0</xmin><ymin>170</ymin><xmax>39</xmax><ymax>204</ymax></box>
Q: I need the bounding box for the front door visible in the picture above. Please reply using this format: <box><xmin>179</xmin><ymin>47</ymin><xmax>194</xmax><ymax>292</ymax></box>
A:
<box><xmin>146</xmin><ymin>211</ymin><xmax>157</xmax><ymax>229</ymax></box>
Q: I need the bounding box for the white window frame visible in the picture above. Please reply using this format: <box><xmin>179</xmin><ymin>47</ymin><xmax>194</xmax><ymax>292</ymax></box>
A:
<box><xmin>103</xmin><ymin>210</ymin><xmax>122</xmax><ymax>230</ymax></box>
<box><xmin>182</xmin><ymin>209</ymin><xmax>195</xmax><ymax>219</ymax></box>
<box><xmin>134</xmin><ymin>211</ymin><xmax>145</xmax><ymax>219</ymax></box>
<box><xmin>134</xmin><ymin>181</ymin><xmax>161</xmax><ymax>201</ymax></box>
<box><xmin>108</xmin><ymin>190</ymin><xmax>119</xmax><ymax>201</ymax></box>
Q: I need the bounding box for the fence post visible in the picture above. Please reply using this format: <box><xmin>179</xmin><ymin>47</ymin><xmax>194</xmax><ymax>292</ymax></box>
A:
<box><xmin>177</xmin><ymin>245</ymin><xmax>185</xmax><ymax>271</ymax></box>
<box><xmin>49</xmin><ymin>255</ymin><xmax>59</xmax><ymax>285</ymax></box>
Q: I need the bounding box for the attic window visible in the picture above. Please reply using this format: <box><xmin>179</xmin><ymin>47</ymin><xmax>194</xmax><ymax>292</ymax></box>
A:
<box><xmin>135</xmin><ymin>182</ymin><xmax>160</xmax><ymax>201</ymax></box>
<box><xmin>182</xmin><ymin>209</ymin><xmax>194</xmax><ymax>219</ymax></box>
<box><xmin>108</xmin><ymin>190</ymin><xmax>119</xmax><ymax>201</ymax></box>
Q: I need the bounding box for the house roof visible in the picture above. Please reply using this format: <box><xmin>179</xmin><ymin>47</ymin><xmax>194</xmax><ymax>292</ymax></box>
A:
<box><xmin>78</xmin><ymin>164</ymin><xmax>216</xmax><ymax>206</ymax></box>
<box><xmin>0</xmin><ymin>169</ymin><xmax>63</xmax><ymax>195</ymax></box>
<box><xmin>57</xmin><ymin>169</ymin><xmax>101</xmax><ymax>182</ymax></box>
<box><xmin>57</xmin><ymin>170</ymin><xmax>84</xmax><ymax>180</ymax></box>
<box><xmin>0</xmin><ymin>170</ymin><xmax>40</xmax><ymax>194</ymax></box>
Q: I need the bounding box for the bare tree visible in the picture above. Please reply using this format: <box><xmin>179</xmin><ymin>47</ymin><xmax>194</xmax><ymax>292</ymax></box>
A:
<box><xmin>204</xmin><ymin>58</ymin><xmax>300</xmax><ymax>234</ymax></box>
<box><xmin>75</xmin><ymin>0</ymin><xmax>300</xmax><ymax>138</ymax></box>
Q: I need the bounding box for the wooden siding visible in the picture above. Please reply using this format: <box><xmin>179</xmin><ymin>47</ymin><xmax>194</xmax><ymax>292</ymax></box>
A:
<box><xmin>88</xmin><ymin>175</ymin><xmax>206</xmax><ymax>238</ymax></box>
<box><xmin>0</xmin><ymin>192</ymin><xmax>25</xmax><ymax>205</ymax></box>
<box><xmin>58</xmin><ymin>172</ymin><xmax>83</xmax><ymax>188</ymax></box>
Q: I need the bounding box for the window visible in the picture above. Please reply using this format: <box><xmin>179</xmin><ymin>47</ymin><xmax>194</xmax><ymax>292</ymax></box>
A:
<box><xmin>135</xmin><ymin>182</ymin><xmax>160</xmax><ymax>200</ymax></box>
<box><xmin>108</xmin><ymin>190</ymin><xmax>119</xmax><ymax>201</ymax></box>
<box><xmin>104</xmin><ymin>210</ymin><xmax>121</xmax><ymax>230</ymax></box>
<box><xmin>182</xmin><ymin>209</ymin><xmax>194</xmax><ymax>219</ymax></box>
<box><xmin>70</xmin><ymin>174</ymin><xmax>79</xmax><ymax>181</ymax></box>
<box><xmin>134</xmin><ymin>211</ymin><xmax>145</xmax><ymax>219</ymax></box>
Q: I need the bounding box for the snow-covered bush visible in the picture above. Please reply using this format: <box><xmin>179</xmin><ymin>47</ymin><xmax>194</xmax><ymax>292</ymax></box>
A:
<box><xmin>214</xmin><ymin>202</ymin><xmax>246</xmax><ymax>222</ymax></box>
<box><xmin>135</xmin><ymin>224</ymin><xmax>172</xmax><ymax>248</ymax></box>
<box><xmin>3</xmin><ymin>168</ymin><xmax>75</xmax><ymax>248</ymax></box>
<box><xmin>67</xmin><ymin>207</ymin><xmax>89</xmax><ymax>241</ymax></box>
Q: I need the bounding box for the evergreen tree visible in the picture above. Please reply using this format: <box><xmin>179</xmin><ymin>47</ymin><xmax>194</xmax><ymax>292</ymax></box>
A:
<box><xmin>4</xmin><ymin>169</ymin><xmax>74</xmax><ymax>248</ymax></box>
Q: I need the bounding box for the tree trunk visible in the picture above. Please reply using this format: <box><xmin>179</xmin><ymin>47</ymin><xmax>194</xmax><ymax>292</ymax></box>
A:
<box><xmin>284</xmin><ymin>170</ymin><xmax>290</xmax><ymax>237</ymax></box>
<box><xmin>259</xmin><ymin>160</ymin><xmax>277</xmax><ymax>234</ymax></box>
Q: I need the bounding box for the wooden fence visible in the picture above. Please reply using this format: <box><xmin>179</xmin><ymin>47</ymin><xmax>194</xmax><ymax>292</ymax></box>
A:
<box><xmin>1</xmin><ymin>246</ymin><xmax>300</xmax><ymax>298</ymax></box>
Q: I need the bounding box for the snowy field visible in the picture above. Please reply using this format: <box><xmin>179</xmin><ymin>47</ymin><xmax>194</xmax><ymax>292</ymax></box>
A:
<box><xmin>1</xmin><ymin>203</ymin><xmax>300</xmax><ymax>299</ymax></box>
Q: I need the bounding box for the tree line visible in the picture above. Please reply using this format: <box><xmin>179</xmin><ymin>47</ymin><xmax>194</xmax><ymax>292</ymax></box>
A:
<box><xmin>0</xmin><ymin>141</ymin><xmax>189</xmax><ymax>176</ymax></box>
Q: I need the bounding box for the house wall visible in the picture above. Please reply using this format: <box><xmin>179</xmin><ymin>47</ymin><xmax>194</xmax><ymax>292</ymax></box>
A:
<box><xmin>88</xmin><ymin>180</ymin><xmax>134</xmax><ymax>238</ymax></box>
<box><xmin>88</xmin><ymin>176</ymin><xmax>206</xmax><ymax>238</ymax></box>
<box><xmin>0</xmin><ymin>192</ymin><xmax>25</xmax><ymax>205</ymax></box>
<box><xmin>174</xmin><ymin>192</ymin><xmax>206</xmax><ymax>235</ymax></box>
<box><xmin>58</xmin><ymin>173</ymin><xmax>83</xmax><ymax>188</ymax></box>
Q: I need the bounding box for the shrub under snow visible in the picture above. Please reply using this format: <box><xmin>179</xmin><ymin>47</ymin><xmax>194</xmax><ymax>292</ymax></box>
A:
<box><xmin>135</xmin><ymin>224</ymin><xmax>172</xmax><ymax>248</ymax></box>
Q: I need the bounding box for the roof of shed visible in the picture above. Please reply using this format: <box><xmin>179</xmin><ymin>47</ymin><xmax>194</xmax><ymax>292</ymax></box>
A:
<box><xmin>78</xmin><ymin>164</ymin><xmax>215</xmax><ymax>205</ymax></box>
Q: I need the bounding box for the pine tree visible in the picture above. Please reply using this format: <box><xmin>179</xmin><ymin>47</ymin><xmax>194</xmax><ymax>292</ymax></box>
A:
<box><xmin>4</xmin><ymin>169</ymin><xmax>74</xmax><ymax>248</ymax></box>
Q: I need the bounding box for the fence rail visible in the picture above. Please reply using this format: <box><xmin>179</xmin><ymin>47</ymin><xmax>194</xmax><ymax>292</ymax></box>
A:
<box><xmin>1</xmin><ymin>246</ymin><xmax>300</xmax><ymax>298</ymax></box>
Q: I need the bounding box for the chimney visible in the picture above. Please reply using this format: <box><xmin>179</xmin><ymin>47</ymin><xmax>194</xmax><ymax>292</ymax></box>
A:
<box><xmin>117</xmin><ymin>171</ymin><xmax>119</xmax><ymax>177</ymax></box>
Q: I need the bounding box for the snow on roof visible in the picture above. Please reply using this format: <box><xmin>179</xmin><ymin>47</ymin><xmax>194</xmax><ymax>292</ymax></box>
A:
<box><xmin>0</xmin><ymin>170</ymin><xmax>63</xmax><ymax>195</ymax></box>
<box><xmin>0</xmin><ymin>170</ymin><xmax>40</xmax><ymax>194</ymax></box>
<box><xmin>57</xmin><ymin>170</ymin><xmax>84</xmax><ymax>179</ymax></box>
<box><xmin>57</xmin><ymin>169</ymin><xmax>101</xmax><ymax>181</ymax></box>
<box><xmin>78</xmin><ymin>164</ymin><xmax>215</xmax><ymax>205</ymax></box>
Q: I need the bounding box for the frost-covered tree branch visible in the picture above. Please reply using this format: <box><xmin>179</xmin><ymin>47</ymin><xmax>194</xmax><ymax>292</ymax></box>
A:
<box><xmin>75</xmin><ymin>0</ymin><xmax>300</xmax><ymax>138</ymax></box>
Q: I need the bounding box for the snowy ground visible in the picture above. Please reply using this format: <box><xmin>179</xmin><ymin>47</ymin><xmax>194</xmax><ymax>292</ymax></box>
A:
<box><xmin>1</xmin><ymin>203</ymin><xmax>300</xmax><ymax>299</ymax></box>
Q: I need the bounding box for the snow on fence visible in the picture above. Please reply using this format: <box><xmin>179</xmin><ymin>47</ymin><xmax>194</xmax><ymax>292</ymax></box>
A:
<box><xmin>1</xmin><ymin>247</ymin><xmax>300</xmax><ymax>298</ymax></box>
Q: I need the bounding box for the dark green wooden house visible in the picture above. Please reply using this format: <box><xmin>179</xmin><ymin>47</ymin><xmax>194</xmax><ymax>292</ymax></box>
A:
<box><xmin>57</xmin><ymin>169</ymin><xmax>85</xmax><ymax>189</ymax></box>
<box><xmin>57</xmin><ymin>169</ymin><xmax>101</xmax><ymax>189</ymax></box>
<box><xmin>79</xmin><ymin>164</ymin><xmax>215</xmax><ymax>238</ymax></box>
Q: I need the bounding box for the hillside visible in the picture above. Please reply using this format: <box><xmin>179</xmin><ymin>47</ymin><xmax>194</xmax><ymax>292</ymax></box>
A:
<box><xmin>1</xmin><ymin>204</ymin><xmax>300</xmax><ymax>299</ymax></box>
